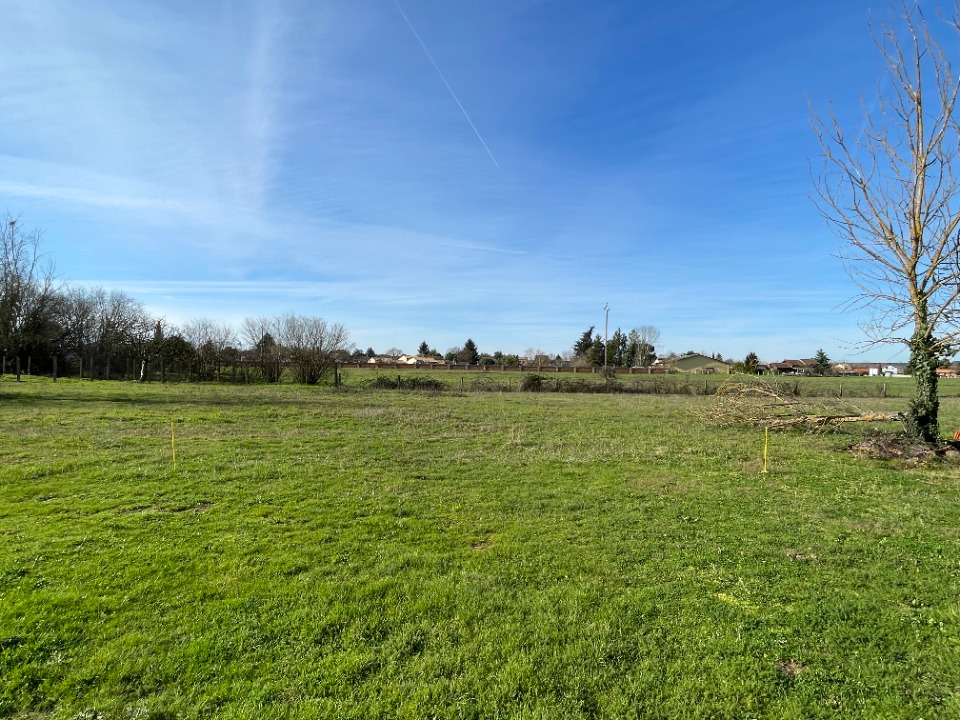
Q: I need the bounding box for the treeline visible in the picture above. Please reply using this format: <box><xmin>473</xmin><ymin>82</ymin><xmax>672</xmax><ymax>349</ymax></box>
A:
<box><xmin>571</xmin><ymin>325</ymin><xmax>660</xmax><ymax>368</ymax></box>
<box><xmin>0</xmin><ymin>217</ymin><xmax>349</xmax><ymax>383</ymax></box>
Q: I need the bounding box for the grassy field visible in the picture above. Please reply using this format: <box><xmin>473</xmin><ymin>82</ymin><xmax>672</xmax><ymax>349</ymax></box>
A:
<box><xmin>2</xmin><ymin>378</ymin><xmax>960</xmax><ymax>718</ymax></box>
<box><xmin>340</xmin><ymin>366</ymin><xmax>960</xmax><ymax>399</ymax></box>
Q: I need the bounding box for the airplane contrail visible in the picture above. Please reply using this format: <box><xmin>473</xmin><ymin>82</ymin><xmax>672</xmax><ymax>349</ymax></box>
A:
<box><xmin>393</xmin><ymin>0</ymin><xmax>500</xmax><ymax>168</ymax></box>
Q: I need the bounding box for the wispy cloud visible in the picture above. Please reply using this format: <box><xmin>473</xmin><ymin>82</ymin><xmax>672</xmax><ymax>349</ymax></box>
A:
<box><xmin>237</xmin><ymin>0</ymin><xmax>290</xmax><ymax>213</ymax></box>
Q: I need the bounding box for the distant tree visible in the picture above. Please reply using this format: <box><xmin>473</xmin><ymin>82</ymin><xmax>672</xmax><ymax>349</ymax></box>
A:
<box><xmin>743</xmin><ymin>352</ymin><xmax>760</xmax><ymax>375</ymax></box>
<box><xmin>385</xmin><ymin>347</ymin><xmax>403</xmax><ymax>357</ymax></box>
<box><xmin>627</xmin><ymin>326</ymin><xmax>660</xmax><ymax>367</ymax></box>
<box><xmin>497</xmin><ymin>353</ymin><xmax>521</xmax><ymax>366</ymax></box>
<box><xmin>814</xmin><ymin>348</ymin><xmax>831</xmax><ymax>375</ymax></box>
<box><xmin>157</xmin><ymin>332</ymin><xmax>193</xmax><ymax>380</ymax></box>
<box><xmin>56</xmin><ymin>285</ymin><xmax>153</xmax><ymax>378</ymax></box>
<box><xmin>462</xmin><ymin>338</ymin><xmax>480</xmax><ymax>364</ymax></box>
<box><xmin>418</xmin><ymin>340</ymin><xmax>431</xmax><ymax>356</ymax></box>
<box><xmin>184</xmin><ymin>318</ymin><xmax>236</xmax><ymax>382</ymax></box>
<box><xmin>365</xmin><ymin>347</ymin><xmax>376</xmax><ymax>358</ymax></box>
<box><xmin>275</xmin><ymin>313</ymin><xmax>349</xmax><ymax>385</ymax></box>
<box><xmin>573</xmin><ymin>326</ymin><xmax>595</xmax><ymax>358</ymax></box>
<box><xmin>606</xmin><ymin>329</ymin><xmax>627</xmax><ymax>367</ymax></box>
<box><xmin>589</xmin><ymin>334</ymin><xmax>605</xmax><ymax>367</ymax></box>
<box><xmin>55</xmin><ymin>285</ymin><xmax>97</xmax><ymax>370</ymax></box>
<box><xmin>146</xmin><ymin>318</ymin><xmax>177</xmax><ymax>381</ymax></box>
<box><xmin>525</xmin><ymin>347</ymin><xmax>550</xmax><ymax>368</ymax></box>
<box><xmin>241</xmin><ymin>316</ymin><xmax>282</xmax><ymax>383</ymax></box>
<box><xmin>207</xmin><ymin>321</ymin><xmax>238</xmax><ymax>381</ymax></box>
<box><xmin>0</xmin><ymin>216</ymin><xmax>59</xmax><ymax>368</ymax></box>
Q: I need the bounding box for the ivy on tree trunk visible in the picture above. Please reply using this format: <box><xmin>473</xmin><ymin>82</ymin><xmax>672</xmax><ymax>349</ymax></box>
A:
<box><xmin>905</xmin><ymin>328</ymin><xmax>939</xmax><ymax>444</ymax></box>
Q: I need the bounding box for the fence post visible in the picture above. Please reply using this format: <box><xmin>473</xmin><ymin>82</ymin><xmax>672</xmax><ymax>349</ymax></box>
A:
<box><xmin>27</xmin><ymin>356</ymin><xmax>31</xmax><ymax>375</ymax></box>
<box><xmin>52</xmin><ymin>356</ymin><xmax>58</xmax><ymax>381</ymax></box>
<box><xmin>16</xmin><ymin>357</ymin><xmax>21</xmax><ymax>381</ymax></box>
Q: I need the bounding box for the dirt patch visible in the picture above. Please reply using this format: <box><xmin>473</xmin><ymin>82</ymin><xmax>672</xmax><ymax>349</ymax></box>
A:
<box><xmin>776</xmin><ymin>659</ymin><xmax>806</xmax><ymax>678</ymax></box>
<box><xmin>471</xmin><ymin>534</ymin><xmax>495</xmax><ymax>550</ymax></box>
<box><xmin>169</xmin><ymin>501</ymin><xmax>215</xmax><ymax>514</ymax></box>
<box><xmin>850</xmin><ymin>434</ymin><xmax>960</xmax><ymax>463</ymax></box>
<box><xmin>118</xmin><ymin>502</ymin><xmax>214</xmax><ymax>515</ymax></box>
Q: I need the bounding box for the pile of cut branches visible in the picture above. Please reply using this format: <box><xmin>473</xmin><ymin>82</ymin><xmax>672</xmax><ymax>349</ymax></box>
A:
<box><xmin>704</xmin><ymin>377</ymin><xmax>904</xmax><ymax>431</ymax></box>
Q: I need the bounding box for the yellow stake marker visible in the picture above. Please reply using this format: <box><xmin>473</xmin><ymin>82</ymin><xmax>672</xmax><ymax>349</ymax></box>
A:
<box><xmin>761</xmin><ymin>426</ymin><xmax>769</xmax><ymax>474</ymax></box>
<box><xmin>171</xmin><ymin>420</ymin><xmax>177</xmax><ymax>471</ymax></box>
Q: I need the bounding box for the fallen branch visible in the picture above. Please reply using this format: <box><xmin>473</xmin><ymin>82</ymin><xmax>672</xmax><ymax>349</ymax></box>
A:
<box><xmin>704</xmin><ymin>377</ymin><xmax>905</xmax><ymax>431</ymax></box>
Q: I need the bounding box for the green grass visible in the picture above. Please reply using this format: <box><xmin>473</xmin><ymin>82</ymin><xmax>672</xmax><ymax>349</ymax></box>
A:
<box><xmin>2</xmin><ymin>379</ymin><xmax>960</xmax><ymax>718</ymax></box>
<box><xmin>340</xmin><ymin>366</ymin><xmax>960</xmax><ymax>399</ymax></box>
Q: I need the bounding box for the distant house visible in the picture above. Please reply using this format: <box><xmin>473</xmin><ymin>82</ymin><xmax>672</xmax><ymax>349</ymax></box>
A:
<box><xmin>834</xmin><ymin>363</ymin><xmax>870</xmax><ymax>376</ymax></box>
<box><xmin>937</xmin><ymin>367</ymin><xmax>958</xmax><ymax>379</ymax></box>
<box><xmin>832</xmin><ymin>362</ymin><xmax>909</xmax><ymax>377</ymax></box>
<box><xmin>396</xmin><ymin>354</ymin><xmax>442</xmax><ymax>366</ymax></box>
<box><xmin>770</xmin><ymin>359</ymin><xmax>819</xmax><ymax>375</ymax></box>
<box><xmin>833</xmin><ymin>363</ymin><xmax>857</xmax><ymax>375</ymax></box>
<box><xmin>659</xmin><ymin>353</ymin><xmax>731</xmax><ymax>374</ymax></box>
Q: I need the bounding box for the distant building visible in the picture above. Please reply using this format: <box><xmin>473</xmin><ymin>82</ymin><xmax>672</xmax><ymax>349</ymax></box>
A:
<box><xmin>769</xmin><ymin>359</ymin><xmax>819</xmax><ymax>375</ymax></box>
<box><xmin>397</xmin><ymin>354</ymin><xmax>442</xmax><ymax>365</ymax></box>
<box><xmin>657</xmin><ymin>353</ymin><xmax>732</xmax><ymax>374</ymax></box>
<box><xmin>832</xmin><ymin>362</ymin><xmax>909</xmax><ymax>377</ymax></box>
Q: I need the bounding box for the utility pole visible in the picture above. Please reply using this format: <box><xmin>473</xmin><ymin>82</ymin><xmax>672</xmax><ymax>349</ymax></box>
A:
<box><xmin>604</xmin><ymin>303</ymin><xmax>609</xmax><ymax>370</ymax></box>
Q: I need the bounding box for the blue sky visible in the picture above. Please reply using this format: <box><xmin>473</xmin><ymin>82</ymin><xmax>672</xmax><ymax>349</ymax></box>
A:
<box><xmin>1</xmin><ymin>1</ymin><xmax>926</xmax><ymax>361</ymax></box>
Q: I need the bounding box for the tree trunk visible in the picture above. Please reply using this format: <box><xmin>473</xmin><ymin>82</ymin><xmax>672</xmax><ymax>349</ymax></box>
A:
<box><xmin>906</xmin><ymin>328</ymin><xmax>940</xmax><ymax>443</ymax></box>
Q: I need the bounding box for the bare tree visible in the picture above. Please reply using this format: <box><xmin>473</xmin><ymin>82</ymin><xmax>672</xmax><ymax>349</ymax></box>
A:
<box><xmin>56</xmin><ymin>286</ymin><xmax>152</xmax><ymax>378</ymax></box>
<box><xmin>525</xmin><ymin>347</ymin><xmax>549</xmax><ymax>369</ymax></box>
<box><xmin>628</xmin><ymin>326</ymin><xmax>660</xmax><ymax>367</ymax></box>
<box><xmin>241</xmin><ymin>316</ymin><xmax>282</xmax><ymax>383</ymax></box>
<box><xmin>0</xmin><ymin>215</ymin><xmax>59</xmax><ymax>368</ymax></box>
<box><xmin>56</xmin><ymin>285</ymin><xmax>98</xmax><ymax>371</ymax></box>
<box><xmin>182</xmin><ymin>318</ymin><xmax>215</xmax><ymax>381</ymax></box>
<box><xmin>812</xmin><ymin>3</ymin><xmax>960</xmax><ymax>443</ymax></box>
<box><xmin>275</xmin><ymin>313</ymin><xmax>349</xmax><ymax>385</ymax></box>
<box><xmin>183</xmin><ymin>318</ymin><xmax>237</xmax><ymax>381</ymax></box>
<box><xmin>98</xmin><ymin>289</ymin><xmax>153</xmax><ymax>379</ymax></box>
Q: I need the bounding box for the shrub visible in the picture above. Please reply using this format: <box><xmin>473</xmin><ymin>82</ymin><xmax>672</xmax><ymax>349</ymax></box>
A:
<box><xmin>520</xmin><ymin>374</ymin><xmax>545</xmax><ymax>392</ymax></box>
